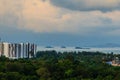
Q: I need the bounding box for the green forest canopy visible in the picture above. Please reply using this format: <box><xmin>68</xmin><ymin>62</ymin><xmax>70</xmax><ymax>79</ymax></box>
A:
<box><xmin>0</xmin><ymin>51</ymin><xmax>120</xmax><ymax>80</ymax></box>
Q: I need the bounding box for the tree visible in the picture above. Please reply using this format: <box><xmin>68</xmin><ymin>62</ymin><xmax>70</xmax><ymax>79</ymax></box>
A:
<box><xmin>6</xmin><ymin>72</ymin><xmax>21</xmax><ymax>80</ymax></box>
<box><xmin>36</xmin><ymin>67</ymin><xmax>50</xmax><ymax>79</ymax></box>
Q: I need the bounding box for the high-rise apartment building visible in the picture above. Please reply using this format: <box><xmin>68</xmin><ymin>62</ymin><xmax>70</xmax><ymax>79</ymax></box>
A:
<box><xmin>0</xmin><ymin>42</ymin><xmax>37</xmax><ymax>59</ymax></box>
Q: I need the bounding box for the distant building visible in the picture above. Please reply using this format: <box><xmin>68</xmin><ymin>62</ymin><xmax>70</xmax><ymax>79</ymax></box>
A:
<box><xmin>0</xmin><ymin>42</ymin><xmax>37</xmax><ymax>59</ymax></box>
<box><xmin>112</xmin><ymin>57</ymin><xmax>120</xmax><ymax>66</ymax></box>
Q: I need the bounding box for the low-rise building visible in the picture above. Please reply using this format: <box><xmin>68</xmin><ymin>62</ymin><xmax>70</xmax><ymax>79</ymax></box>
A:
<box><xmin>112</xmin><ymin>57</ymin><xmax>120</xmax><ymax>66</ymax></box>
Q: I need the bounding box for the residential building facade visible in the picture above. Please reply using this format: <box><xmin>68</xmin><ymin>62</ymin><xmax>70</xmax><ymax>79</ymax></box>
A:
<box><xmin>0</xmin><ymin>42</ymin><xmax>37</xmax><ymax>59</ymax></box>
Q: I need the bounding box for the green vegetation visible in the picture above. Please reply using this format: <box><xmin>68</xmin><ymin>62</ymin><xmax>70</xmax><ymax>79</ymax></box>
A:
<box><xmin>0</xmin><ymin>51</ymin><xmax>120</xmax><ymax>80</ymax></box>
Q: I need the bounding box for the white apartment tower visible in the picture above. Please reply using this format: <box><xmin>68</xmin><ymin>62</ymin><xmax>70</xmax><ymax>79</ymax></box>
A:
<box><xmin>0</xmin><ymin>42</ymin><xmax>37</xmax><ymax>59</ymax></box>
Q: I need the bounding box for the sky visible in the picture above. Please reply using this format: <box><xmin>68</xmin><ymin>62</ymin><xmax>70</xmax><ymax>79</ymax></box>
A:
<box><xmin>0</xmin><ymin>0</ymin><xmax>120</xmax><ymax>47</ymax></box>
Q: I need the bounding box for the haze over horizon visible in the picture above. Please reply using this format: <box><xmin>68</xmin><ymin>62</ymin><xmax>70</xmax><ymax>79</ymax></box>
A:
<box><xmin>1</xmin><ymin>0</ymin><xmax>120</xmax><ymax>47</ymax></box>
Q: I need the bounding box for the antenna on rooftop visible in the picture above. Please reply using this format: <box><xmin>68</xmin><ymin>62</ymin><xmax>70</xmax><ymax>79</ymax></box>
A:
<box><xmin>0</xmin><ymin>37</ymin><xmax>1</xmax><ymax>43</ymax></box>
<box><xmin>0</xmin><ymin>37</ymin><xmax>2</xmax><ymax>43</ymax></box>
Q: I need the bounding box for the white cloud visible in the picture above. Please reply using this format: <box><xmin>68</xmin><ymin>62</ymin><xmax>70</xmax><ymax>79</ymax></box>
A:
<box><xmin>0</xmin><ymin>0</ymin><xmax>120</xmax><ymax>36</ymax></box>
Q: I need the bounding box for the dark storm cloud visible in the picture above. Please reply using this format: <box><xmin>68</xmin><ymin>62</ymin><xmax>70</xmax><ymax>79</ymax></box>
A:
<box><xmin>50</xmin><ymin>0</ymin><xmax>120</xmax><ymax>12</ymax></box>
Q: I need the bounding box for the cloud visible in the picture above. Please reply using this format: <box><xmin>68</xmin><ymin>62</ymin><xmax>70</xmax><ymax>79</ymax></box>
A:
<box><xmin>0</xmin><ymin>0</ymin><xmax>120</xmax><ymax>36</ymax></box>
<box><xmin>50</xmin><ymin>0</ymin><xmax>120</xmax><ymax>12</ymax></box>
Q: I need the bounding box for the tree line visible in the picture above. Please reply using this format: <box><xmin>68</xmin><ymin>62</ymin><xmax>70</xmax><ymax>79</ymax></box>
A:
<box><xmin>0</xmin><ymin>51</ymin><xmax>120</xmax><ymax>80</ymax></box>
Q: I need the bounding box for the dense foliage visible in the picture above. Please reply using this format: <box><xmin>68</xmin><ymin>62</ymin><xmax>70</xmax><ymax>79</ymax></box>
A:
<box><xmin>0</xmin><ymin>51</ymin><xmax>120</xmax><ymax>80</ymax></box>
